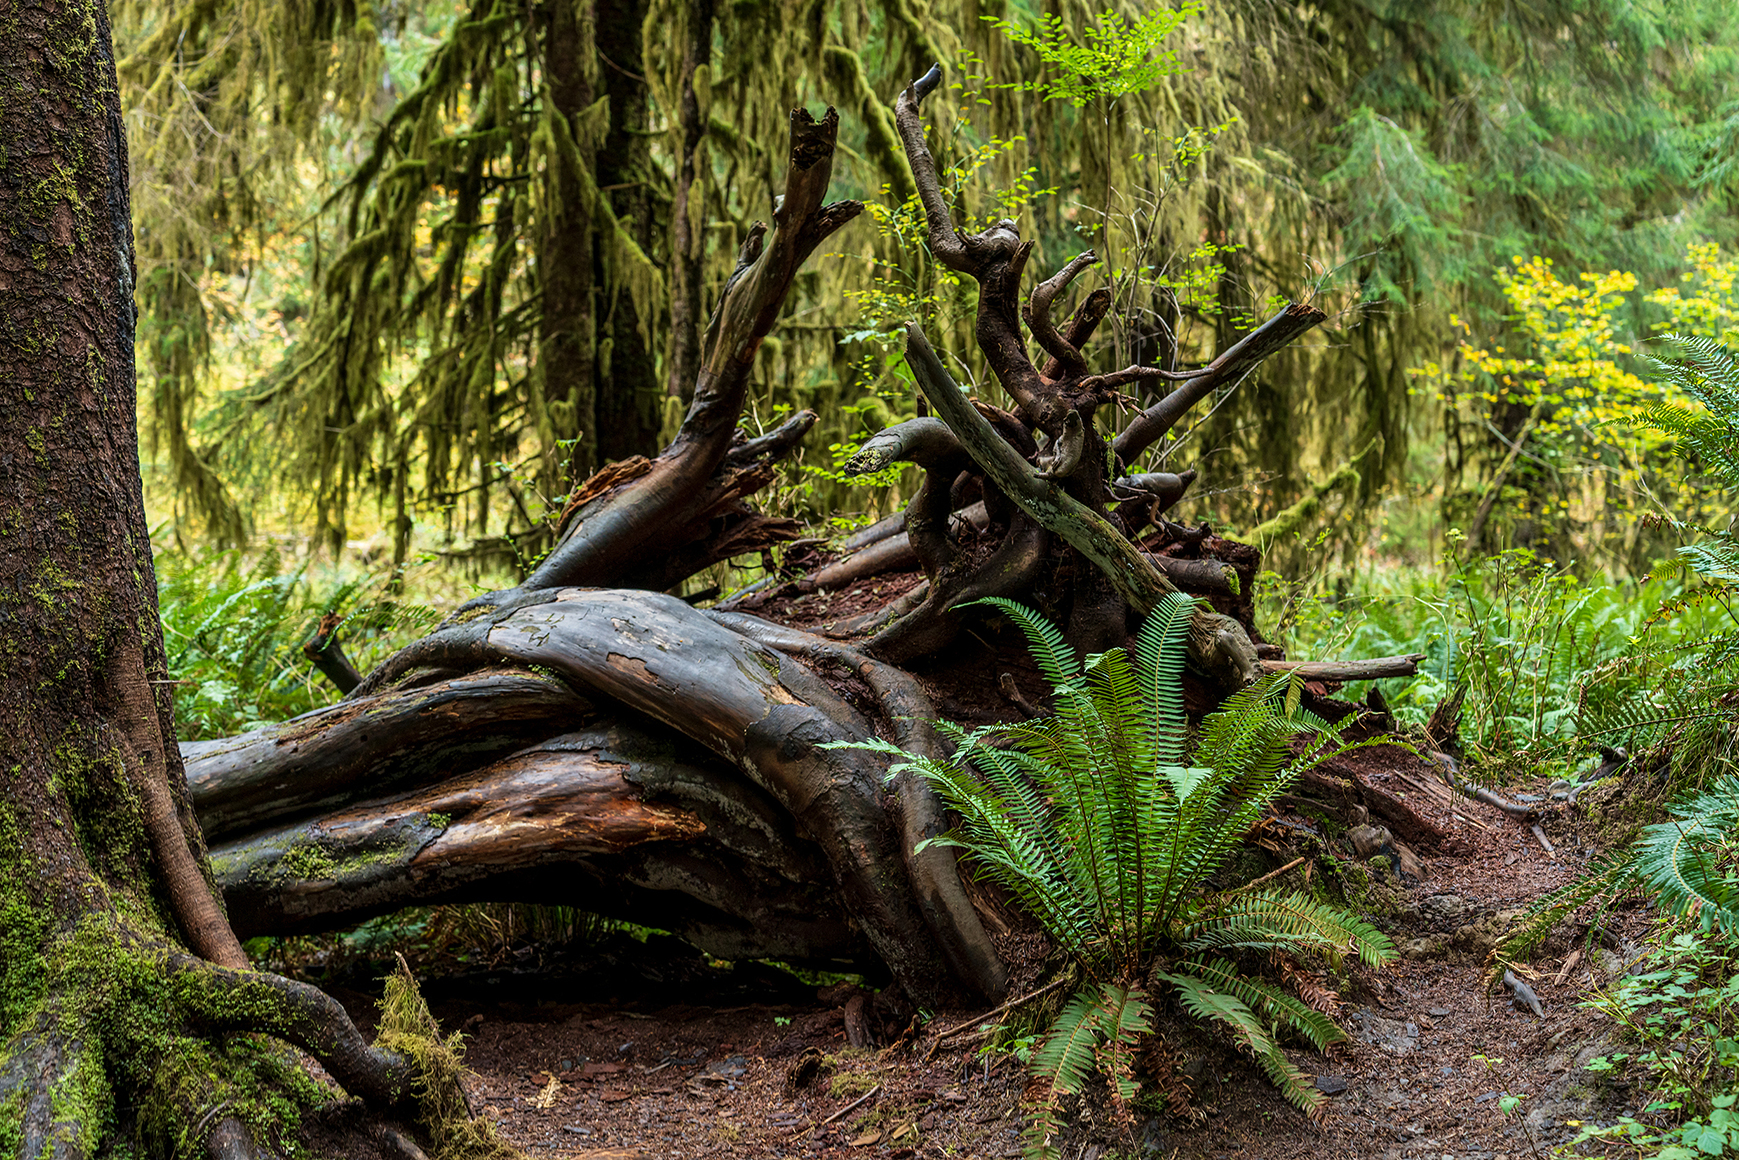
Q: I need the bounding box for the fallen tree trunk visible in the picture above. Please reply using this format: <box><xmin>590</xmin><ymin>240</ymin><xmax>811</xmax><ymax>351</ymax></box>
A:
<box><xmin>180</xmin><ymin>68</ymin><xmax>1440</xmax><ymax>1015</ymax></box>
<box><xmin>192</xmin><ymin>590</ymin><xmax>1006</xmax><ymax>1005</ymax></box>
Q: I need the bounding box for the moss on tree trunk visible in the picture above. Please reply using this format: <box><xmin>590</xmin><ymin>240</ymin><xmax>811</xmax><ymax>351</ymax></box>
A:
<box><xmin>0</xmin><ymin>5</ymin><xmax>509</xmax><ymax>1155</ymax></box>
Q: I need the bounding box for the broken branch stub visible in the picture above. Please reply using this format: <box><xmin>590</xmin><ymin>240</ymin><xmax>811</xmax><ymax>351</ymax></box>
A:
<box><xmin>528</xmin><ymin>106</ymin><xmax>861</xmax><ymax>590</ymax></box>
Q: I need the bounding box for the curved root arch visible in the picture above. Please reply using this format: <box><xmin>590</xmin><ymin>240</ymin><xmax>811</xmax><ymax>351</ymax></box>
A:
<box><xmin>191</xmin><ymin>590</ymin><xmax>1005</xmax><ymax>1005</ymax></box>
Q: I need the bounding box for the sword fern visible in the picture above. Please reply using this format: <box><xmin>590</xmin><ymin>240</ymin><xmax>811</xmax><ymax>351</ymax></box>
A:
<box><xmin>843</xmin><ymin>593</ymin><xmax>1394</xmax><ymax>1155</ymax></box>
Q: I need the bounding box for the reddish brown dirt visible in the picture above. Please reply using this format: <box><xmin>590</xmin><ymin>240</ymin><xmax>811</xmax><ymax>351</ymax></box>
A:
<box><xmin>298</xmin><ymin>758</ymin><xmax>1647</xmax><ymax>1160</ymax></box>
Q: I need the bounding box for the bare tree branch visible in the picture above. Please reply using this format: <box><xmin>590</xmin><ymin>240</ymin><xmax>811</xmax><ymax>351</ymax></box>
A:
<box><xmin>1112</xmin><ymin>302</ymin><xmax>1326</xmax><ymax>464</ymax></box>
<box><xmin>1024</xmin><ymin>251</ymin><xmax>1099</xmax><ymax>376</ymax></box>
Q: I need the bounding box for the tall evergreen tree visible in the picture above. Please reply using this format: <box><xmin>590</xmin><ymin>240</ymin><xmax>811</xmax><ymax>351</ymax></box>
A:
<box><xmin>118</xmin><ymin>0</ymin><xmax>1739</xmax><ymax>562</ymax></box>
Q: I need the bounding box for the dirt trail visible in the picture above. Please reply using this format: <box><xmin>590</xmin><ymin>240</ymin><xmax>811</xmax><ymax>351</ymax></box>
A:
<box><xmin>304</xmin><ymin>766</ymin><xmax>1643</xmax><ymax>1160</ymax></box>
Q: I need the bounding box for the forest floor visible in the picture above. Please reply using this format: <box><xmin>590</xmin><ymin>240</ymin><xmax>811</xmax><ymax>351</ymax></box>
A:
<box><xmin>306</xmin><ymin>751</ymin><xmax>1647</xmax><ymax>1160</ymax></box>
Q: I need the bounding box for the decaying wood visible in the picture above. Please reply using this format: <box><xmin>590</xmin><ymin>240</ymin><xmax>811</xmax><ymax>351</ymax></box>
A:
<box><xmin>191</xmin><ymin>589</ymin><xmax>1006</xmax><ymax>1004</ymax></box>
<box><xmin>1113</xmin><ymin>302</ymin><xmax>1328</xmax><ymax>463</ymax></box>
<box><xmin>184</xmin><ymin>69</ymin><xmax>1413</xmax><ymax>1015</ymax></box>
<box><xmin>528</xmin><ymin>108</ymin><xmax>862</xmax><ymax>590</ymax></box>
<box><xmin>303</xmin><ymin>612</ymin><xmax>364</xmax><ymax>694</ymax></box>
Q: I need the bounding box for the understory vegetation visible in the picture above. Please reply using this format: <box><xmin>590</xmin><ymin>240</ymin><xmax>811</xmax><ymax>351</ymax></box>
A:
<box><xmin>841</xmin><ymin>594</ymin><xmax>1393</xmax><ymax>1155</ymax></box>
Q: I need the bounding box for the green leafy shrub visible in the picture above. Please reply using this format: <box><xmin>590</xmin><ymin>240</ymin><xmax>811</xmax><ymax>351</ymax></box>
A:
<box><xmin>1567</xmin><ymin>927</ymin><xmax>1739</xmax><ymax>1159</ymax></box>
<box><xmin>842</xmin><ymin>594</ymin><xmax>1393</xmax><ymax>1157</ymax></box>
<box><xmin>158</xmin><ymin>549</ymin><xmax>329</xmax><ymax>738</ymax></box>
<box><xmin>157</xmin><ymin>548</ymin><xmax>434</xmax><ymax>739</ymax></box>
<box><xmin>1264</xmin><ymin>549</ymin><xmax>1723</xmax><ymax>784</ymax></box>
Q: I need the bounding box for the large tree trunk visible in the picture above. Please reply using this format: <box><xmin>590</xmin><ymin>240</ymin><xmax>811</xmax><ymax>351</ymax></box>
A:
<box><xmin>0</xmin><ymin>8</ymin><xmax>492</xmax><ymax>1156</ymax></box>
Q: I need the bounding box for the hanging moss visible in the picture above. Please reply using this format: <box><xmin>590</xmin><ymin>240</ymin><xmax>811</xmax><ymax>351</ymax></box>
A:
<box><xmin>119</xmin><ymin>0</ymin><xmax>1739</xmax><ymax>566</ymax></box>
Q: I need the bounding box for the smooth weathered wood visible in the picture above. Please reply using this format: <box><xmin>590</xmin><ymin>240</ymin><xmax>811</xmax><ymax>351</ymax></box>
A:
<box><xmin>1259</xmin><ymin>654</ymin><xmax>1427</xmax><ymax>682</ymax></box>
<box><xmin>1113</xmin><ymin>302</ymin><xmax>1329</xmax><ymax>464</ymax></box>
<box><xmin>208</xmin><ymin>726</ymin><xmax>860</xmax><ymax>961</ymax></box>
<box><xmin>903</xmin><ymin>325</ymin><xmax>1259</xmax><ymax>686</ymax></box>
<box><xmin>184</xmin><ymin>670</ymin><xmax>591</xmax><ymax>842</ymax></box>
<box><xmin>293</xmin><ymin>589</ymin><xmax>993</xmax><ymax>1004</ymax></box>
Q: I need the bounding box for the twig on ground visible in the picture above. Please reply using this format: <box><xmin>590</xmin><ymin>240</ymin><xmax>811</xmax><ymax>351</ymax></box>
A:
<box><xmin>1530</xmin><ymin>824</ymin><xmax>1556</xmax><ymax>857</ymax></box>
<box><xmin>801</xmin><ymin>1084</ymin><xmax>881</xmax><ymax>1137</ymax></box>
<box><xmin>922</xmin><ymin>977</ymin><xmax>1071</xmax><ymax>1061</ymax></box>
<box><xmin>1225</xmin><ymin>855</ymin><xmax>1307</xmax><ymax>895</ymax></box>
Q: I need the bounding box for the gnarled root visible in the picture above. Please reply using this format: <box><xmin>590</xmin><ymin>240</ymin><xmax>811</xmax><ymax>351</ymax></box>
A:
<box><xmin>0</xmin><ymin>922</ymin><xmax>487</xmax><ymax>1160</ymax></box>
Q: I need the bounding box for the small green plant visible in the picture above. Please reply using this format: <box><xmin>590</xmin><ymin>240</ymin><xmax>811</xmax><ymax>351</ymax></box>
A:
<box><xmin>1567</xmin><ymin>927</ymin><xmax>1739</xmax><ymax>1158</ymax></box>
<box><xmin>982</xmin><ymin>7</ymin><xmax>1200</xmax><ymax>108</ymax></box>
<box><xmin>977</xmin><ymin>1028</ymin><xmax>1040</xmax><ymax>1066</ymax></box>
<box><xmin>840</xmin><ymin>593</ymin><xmax>1393</xmax><ymax>1158</ymax></box>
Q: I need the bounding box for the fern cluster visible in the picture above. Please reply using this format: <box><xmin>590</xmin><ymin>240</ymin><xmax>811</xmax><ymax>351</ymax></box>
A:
<box><xmin>846</xmin><ymin>594</ymin><xmax>1392</xmax><ymax>1156</ymax></box>
<box><xmin>1493</xmin><ymin>337</ymin><xmax>1739</xmax><ymax>971</ymax></box>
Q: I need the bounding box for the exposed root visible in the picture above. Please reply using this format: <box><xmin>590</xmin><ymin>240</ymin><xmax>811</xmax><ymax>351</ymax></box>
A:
<box><xmin>710</xmin><ymin>613</ymin><xmax>1009</xmax><ymax>1000</ymax></box>
<box><xmin>169</xmin><ymin>951</ymin><xmax>413</xmax><ymax>1109</ymax></box>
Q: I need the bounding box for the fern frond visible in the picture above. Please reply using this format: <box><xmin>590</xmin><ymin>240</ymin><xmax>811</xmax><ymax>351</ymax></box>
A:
<box><xmin>1029</xmin><ymin>985</ymin><xmax>1108</xmax><ymax>1099</ymax></box>
<box><xmin>1183</xmin><ymin>889</ymin><xmax>1395</xmax><ymax>968</ymax></box>
<box><xmin>969</xmin><ymin>597</ymin><xmax>1083</xmax><ymax>691</ymax></box>
<box><xmin>1091</xmin><ymin>984</ymin><xmax>1152</xmax><ymax>1105</ymax></box>
<box><xmin>1634</xmin><ymin>773</ymin><xmax>1739</xmax><ymax>932</ymax></box>
<box><xmin>1133</xmin><ymin>591</ymin><xmax>1196</xmax><ymax>768</ymax></box>
<box><xmin>1485</xmin><ymin>850</ymin><xmax>1638</xmax><ymax>980</ymax></box>
<box><xmin>1158</xmin><ymin>971</ymin><xmax>1323</xmax><ymax>1115</ymax></box>
<box><xmin>1178</xmin><ymin>958</ymin><xmax>1347</xmax><ymax>1052</ymax></box>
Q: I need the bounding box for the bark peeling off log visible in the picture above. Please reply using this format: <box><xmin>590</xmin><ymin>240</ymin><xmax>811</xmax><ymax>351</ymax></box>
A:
<box><xmin>183</xmin><ymin>671</ymin><xmax>591</xmax><ymax>842</ymax></box>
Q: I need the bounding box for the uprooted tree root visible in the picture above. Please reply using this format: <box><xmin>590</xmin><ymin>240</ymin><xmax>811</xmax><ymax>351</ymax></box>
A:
<box><xmin>179</xmin><ymin>65</ymin><xmax>1436</xmax><ymax>1032</ymax></box>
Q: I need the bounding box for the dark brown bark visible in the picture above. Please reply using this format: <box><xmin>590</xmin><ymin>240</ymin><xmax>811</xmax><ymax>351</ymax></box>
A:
<box><xmin>539</xmin><ymin>0</ymin><xmax>600</xmax><ymax>477</ymax></box>
<box><xmin>196</xmin><ymin>590</ymin><xmax>1004</xmax><ymax>1005</ymax></box>
<box><xmin>0</xmin><ymin>8</ymin><xmax>484</xmax><ymax>1154</ymax></box>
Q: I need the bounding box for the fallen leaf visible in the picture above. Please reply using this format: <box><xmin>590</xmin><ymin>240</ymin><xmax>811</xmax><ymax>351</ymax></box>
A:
<box><xmin>581</xmin><ymin>1061</ymin><xmax>626</xmax><ymax>1079</ymax></box>
<box><xmin>599</xmin><ymin>1087</ymin><xmax>634</xmax><ymax>1103</ymax></box>
<box><xmin>849</xmin><ymin>1130</ymin><xmax>883</xmax><ymax>1147</ymax></box>
<box><xmin>889</xmin><ymin>1120</ymin><xmax>918</xmax><ymax>1142</ymax></box>
<box><xmin>532</xmin><ymin>1076</ymin><xmax>562</xmax><ymax>1110</ymax></box>
<box><xmin>938</xmin><ymin>1089</ymin><xmax>967</xmax><ymax>1103</ymax></box>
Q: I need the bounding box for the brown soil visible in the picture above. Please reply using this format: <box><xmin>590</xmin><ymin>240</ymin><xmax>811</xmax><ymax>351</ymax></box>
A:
<box><xmin>298</xmin><ymin>756</ymin><xmax>1644</xmax><ymax>1160</ymax></box>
